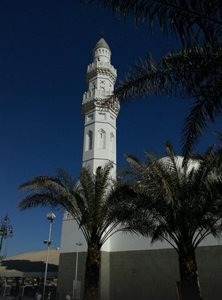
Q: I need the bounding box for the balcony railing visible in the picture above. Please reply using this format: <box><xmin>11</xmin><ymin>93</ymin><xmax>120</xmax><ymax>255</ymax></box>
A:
<box><xmin>87</xmin><ymin>61</ymin><xmax>117</xmax><ymax>76</ymax></box>
<box><xmin>83</xmin><ymin>89</ymin><xmax>113</xmax><ymax>103</ymax></box>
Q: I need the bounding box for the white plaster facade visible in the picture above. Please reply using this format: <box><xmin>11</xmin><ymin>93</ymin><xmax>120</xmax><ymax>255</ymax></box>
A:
<box><xmin>81</xmin><ymin>37</ymin><xmax>119</xmax><ymax>177</ymax></box>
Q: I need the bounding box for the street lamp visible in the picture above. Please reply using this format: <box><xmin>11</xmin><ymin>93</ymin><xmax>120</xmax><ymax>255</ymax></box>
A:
<box><xmin>0</xmin><ymin>215</ymin><xmax>13</xmax><ymax>256</ymax></box>
<box><xmin>73</xmin><ymin>242</ymin><xmax>83</xmax><ymax>300</ymax></box>
<box><xmin>43</xmin><ymin>212</ymin><xmax>56</xmax><ymax>300</ymax></box>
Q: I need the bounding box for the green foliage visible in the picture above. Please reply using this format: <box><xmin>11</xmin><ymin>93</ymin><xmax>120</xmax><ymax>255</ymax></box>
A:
<box><xmin>18</xmin><ymin>163</ymin><xmax>133</xmax><ymax>246</ymax></box>
<box><xmin>120</xmin><ymin>143</ymin><xmax>222</xmax><ymax>250</ymax></box>
<box><xmin>18</xmin><ymin>163</ymin><xmax>136</xmax><ymax>300</ymax></box>
<box><xmin>121</xmin><ymin>143</ymin><xmax>222</xmax><ymax>299</ymax></box>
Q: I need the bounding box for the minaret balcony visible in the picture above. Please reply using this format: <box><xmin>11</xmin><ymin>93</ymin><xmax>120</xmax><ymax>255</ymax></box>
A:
<box><xmin>83</xmin><ymin>89</ymin><xmax>113</xmax><ymax>103</ymax></box>
<box><xmin>87</xmin><ymin>61</ymin><xmax>117</xmax><ymax>77</ymax></box>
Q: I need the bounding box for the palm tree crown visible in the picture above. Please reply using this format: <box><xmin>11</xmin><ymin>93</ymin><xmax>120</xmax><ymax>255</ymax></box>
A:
<box><xmin>18</xmin><ymin>163</ymin><xmax>132</xmax><ymax>300</ymax></box>
<box><xmin>123</xmin><ymin>144</ymin><xmax>222</xmax><ymax>248</ymax></box>
<box><xmin>118</xmin><ymin>143</ymin><xmax>222</xmax><ymax>300</ymax></box>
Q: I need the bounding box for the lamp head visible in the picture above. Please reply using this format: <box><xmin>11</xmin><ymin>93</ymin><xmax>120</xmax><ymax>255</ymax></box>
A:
<box><xmin>47</xmin><ymin>212</ymin><xmax>56</xmax><ymax>222</ymax></box>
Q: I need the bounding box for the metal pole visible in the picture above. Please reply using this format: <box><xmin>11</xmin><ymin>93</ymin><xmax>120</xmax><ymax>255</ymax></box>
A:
<box><xmin>43</xmin><ymin>213</ymin><xmax>55</xmax><ymax>300</ymax></box>
<box><xmin>73</xmin><ymin>242</ymin><xmax>82</xmax><ymax>300</ymax></box>
<box><xmin>43</xmin><ymin>221</ymin><xmax>52</xmax><ymax>300</ymax></box>
<box><xmin>0</xmin><ymin>215</ymin><xmax>13</xmax><ymax>255</ymax></box>
<box><xmin>0</xmin><ymin>235</ymin><xmax>4</xmax><ymax>253</ymax></box>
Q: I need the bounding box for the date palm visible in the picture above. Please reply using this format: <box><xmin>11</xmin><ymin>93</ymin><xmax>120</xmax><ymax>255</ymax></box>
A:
<box><xmin>117</xmin><ymin>143</ymin><xmax>222</xmax><ymax>300</ymax></box>
<box><xmin>18</xmin><ymin>163</ymin><xmax>132</xmax><ymax>300</ymax></box>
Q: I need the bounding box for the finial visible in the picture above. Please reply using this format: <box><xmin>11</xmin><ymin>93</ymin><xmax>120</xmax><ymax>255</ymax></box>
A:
<box><xmin>100</xmin><ymin>32</ymin><xmax>104</xmax><ymax>39</ymax></box>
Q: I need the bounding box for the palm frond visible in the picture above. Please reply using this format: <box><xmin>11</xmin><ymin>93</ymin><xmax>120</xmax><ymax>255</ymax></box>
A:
<box><xmin>19</xmin><ymin>176</ymin><xmax>68</xmax><ymax>196</ymax></box>
<box><xmin>114</xmin><ymin>54</ymin><xmax>171</xmax><ymax>102</ymax></box>
<box><xmin>113</xmin><ymin>45</ymin><xmax>222</xmax><ymax>101</ymax></box>
<box><xmin>110</xmin><ymin>45</ymin><xmax>222</xmax><ymax>154</ymax></box>
<box><xmin>19</xmin><ymin>164</ymin><xmax>133</xmax><ymax>247</ymax></box>
<box><xmin>79</xmin><ymin>166</ymin><xmax>96</xmax><ymax>208</ymax></box>
<box><xmin>18</xmin><ymin>193</ymin><xmax>57</xmax><ymax>209</ymax></box>
<box><xmin>122</xmin><ymin>142</ymin><xmax>222</xmax><ymax>253</ymax></box>
<box><xmin>56</xmin><ymin>168</ymin><xmax>75</xmax><ymax>191</ymax></box>
<box><xmin>125</xmin><ymin>154</ymin><xmax>147</xmax><ymax>184</ymax></box>
<box><xmin>182</xmin><ymin>92</ymin><xmax>222</xmax><ymax>156</ymax></box>
<box><xmin>84</xmin><ymin>0</ymin><xmax>222</xmax><ymax>46</ymax></box>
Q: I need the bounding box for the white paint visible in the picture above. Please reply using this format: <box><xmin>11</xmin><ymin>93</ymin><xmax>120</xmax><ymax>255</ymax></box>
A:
<box><xmin>82</xmin><ymin>38</ymin><xmax>119</xmax><ymax>175</ymax></box>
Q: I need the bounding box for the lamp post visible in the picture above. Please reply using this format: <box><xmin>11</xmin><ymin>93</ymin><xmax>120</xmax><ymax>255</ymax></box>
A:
<box><xmin>73</xmin><ymin>242</ymin><xmax>83</xmax><ymax>300</ymax></box>
<box><xmin>0</xmin><ymin>215</ymin><xmax>13</xmax><ymax>256</ymax></box>
<box><xmin>43</xmin><ymin>212</ymin><xmax>56</xmax><ymax>300</ymax></box>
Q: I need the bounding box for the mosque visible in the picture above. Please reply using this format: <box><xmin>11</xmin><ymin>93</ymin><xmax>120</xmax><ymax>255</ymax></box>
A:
<box><xmin>57</xmin><ymin>38</ymin><xmax>222</xmax><ymax>300</ymax></box>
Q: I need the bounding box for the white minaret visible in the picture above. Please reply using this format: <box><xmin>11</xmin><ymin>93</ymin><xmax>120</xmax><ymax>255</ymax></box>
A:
<box><xmin>59</xmin><ymin>37</ymin><xmax>119</xmax><ymax>300</ymax></box>
<box><xmin>82</xmin><ymin>37</ymin><xmax>119</xmax><ymax>177</ymax></box>
<box><xmin>60</xmin><ymin>37</ymin><xmax>119</xmax><ymax>253</ymax></box>
<box><xmin>58</xmin><ymin>37</ymin><xmax>163</xmax><ymax>300</ymax></box>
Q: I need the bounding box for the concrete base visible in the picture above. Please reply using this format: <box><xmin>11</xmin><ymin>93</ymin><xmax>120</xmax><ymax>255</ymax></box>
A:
<box><xmin>57</xmin><ymin>245</ymin><xmax>222</xmax><ymax>300</ymax></box>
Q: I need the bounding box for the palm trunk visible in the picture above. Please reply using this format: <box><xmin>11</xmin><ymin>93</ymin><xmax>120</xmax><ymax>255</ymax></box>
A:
<box><xmin>178</xmin><ymin>248</ymin><xmax>202</xmax><ymax>300</ymax></box>
<box><xmin>83</xmin><ymin>242</ymin><xmax>101</xmax><ymax>300</ymax></box>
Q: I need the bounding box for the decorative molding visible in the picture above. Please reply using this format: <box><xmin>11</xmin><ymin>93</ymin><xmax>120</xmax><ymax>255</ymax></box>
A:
<box><xmin>87</xmin><ymin>67</ymin><xmax>117</xmax><ymax>81</ymax></box>
<box><xmin>82</xmin><ymin>98</ymin><xmax>120</xmax><ymax>115</ymax></box>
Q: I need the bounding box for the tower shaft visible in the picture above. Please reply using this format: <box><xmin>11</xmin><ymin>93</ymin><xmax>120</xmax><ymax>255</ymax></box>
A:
<box><xmin>82</xmin><ymin>38</ymin><xmax>119</xmax><ymax>178</ymax></box>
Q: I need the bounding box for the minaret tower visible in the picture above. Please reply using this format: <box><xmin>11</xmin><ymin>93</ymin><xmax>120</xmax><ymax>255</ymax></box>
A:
<box><xmin>82</xmin><ymin>37</ymin><xmax>119</xmax><ymax>177</ymax></box>
<box><xmin>58</xmin><ymin>37</ymin><xmax>119</xmax><ymax>299</ymax></box>
<box><xmin>60</xmin><ymin>37</ymin><xmax>119</xmax><ymax>248</ymax></box>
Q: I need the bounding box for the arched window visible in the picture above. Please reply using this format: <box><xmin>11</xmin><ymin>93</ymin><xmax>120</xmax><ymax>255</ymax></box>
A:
<box><xmin>100</xmin><ymin>86</ymin><xmax>105</xmax><ymax>95</ymax></box>
<box><xmin>98</xmin><ymin>129</ymin><xmax>106</xmax><ymax>149</ymax></box>
<box><xmin>110</xmin><ymin>132</ymin><xmax>114</xmax><ymax>152</ymax></box>
<box><xmin>86</xmin><ymin>130</ymin><xmax>93</xmax><ymax>151</ymax></box>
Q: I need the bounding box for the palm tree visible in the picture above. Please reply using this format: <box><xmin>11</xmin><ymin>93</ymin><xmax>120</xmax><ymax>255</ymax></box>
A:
<box><xmin>18</xmin><ymin>163</ymin><xmax>132</xmax><ymax>300</ymax></box>
<box><xmin>116</xmin><ymin>143</ymin><xmax>222</xmax><ymax>300</ymax></box>
<box><xmin>84</xmin><ymin>0</ymin><xmax>222</xmax><ymax>155</ymax></box>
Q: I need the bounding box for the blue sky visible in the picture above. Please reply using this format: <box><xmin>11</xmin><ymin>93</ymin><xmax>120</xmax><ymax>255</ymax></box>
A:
<box><xmin>0</xmin><ymin>0</ymin><xmax>221</xmax><ymax>257</ymax></box>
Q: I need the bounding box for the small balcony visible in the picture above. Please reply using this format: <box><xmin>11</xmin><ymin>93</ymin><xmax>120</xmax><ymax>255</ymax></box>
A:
<box><xmin>83</xmin><ymin>89</ymin><xmax>113</xmax><ymax>103</ymax></box>
<box><xmin>87</xmin><ymin>61</ymin><xmax>117</xmax><ymax>76</ymax></box>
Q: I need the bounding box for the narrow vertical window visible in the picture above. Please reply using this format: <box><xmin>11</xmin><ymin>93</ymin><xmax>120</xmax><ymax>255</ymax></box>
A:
<box><xmin>98</xmin><ymin>129</ymin><xmax>106</xmax><ymax>149</ymax></box>
<box><xmin>86</xmin><ymin>130</ymin><xmax>93</xmax><ymax>151</ymax></box>
<box><xmin>87</xmin><ymin>114</ymin><xmax>93</xmax><ymax>122</ymax></box>
<box><xmin>110</xmin><ymin>132</ymin><xmax>114</xmax><ymax>152</ymax></box>
<box><xmin>89</xmin><ymin>131</ymin><xmax>93</xmax><ymax>150</ymax></box>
